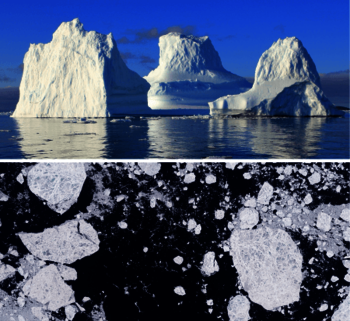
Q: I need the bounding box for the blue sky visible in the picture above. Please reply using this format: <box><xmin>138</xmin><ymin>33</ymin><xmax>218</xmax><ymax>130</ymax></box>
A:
<box><xmin>0</xmin><ymin>0</ymin><xmax>348</xmax><ymax>87</ymax></box>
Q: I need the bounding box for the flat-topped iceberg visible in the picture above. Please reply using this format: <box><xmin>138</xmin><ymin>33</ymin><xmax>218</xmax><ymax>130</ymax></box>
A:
<box><xmin>144</xmin><ymin>33</ymin><xmax>251</xmax><ymax>109</ymax></box>
<box><xmin>12</xmin><ymin>18</ymin><xmax>151</xmax><ymax>117</ymax></box>
<box><xmin>209</xmin><ymin>37</ymin><xmax>343</xmax><ymax>116</ymax></box>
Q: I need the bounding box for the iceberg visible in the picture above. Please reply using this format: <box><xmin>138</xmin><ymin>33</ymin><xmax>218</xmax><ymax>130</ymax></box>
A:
<box><xmin>144</xmin><ymin>33</ymin><xmax>251</xmax><ymax>109</ymax></box>
<box><xmin>210</xmin><ymin>37</ymin><xmax>343</xmax><ymax>116</ymax></box>
<box><xmin>12</xmin><ymin>18</ymin><xmax>151</xmax><ymax>118</ymax></box>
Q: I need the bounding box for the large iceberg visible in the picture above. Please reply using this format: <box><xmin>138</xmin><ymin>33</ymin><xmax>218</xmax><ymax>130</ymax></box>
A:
<box><xmin>144</xmin><ymin>33</ymin><xmax>251</xmax><ymax>109</ymax></box>
<box><xmin>209</xmin><ymin>37</ymin><xmax>343</xmax><ymax>116</ymax></box>
<box><xmin>12</xmin><ymin>18</ymin><xmax>151</xmax><ymax>117</ymax></box>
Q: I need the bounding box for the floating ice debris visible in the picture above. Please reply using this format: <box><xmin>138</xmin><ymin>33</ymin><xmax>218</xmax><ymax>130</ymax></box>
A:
<box><xmin>201</xmin><ymin>251</ymin><xmax>219</xmax><ymax>276</ymax></box>
<box><xmin>138</xmin><ymin>163</ymin><xmax>161</xmax><ymax>176</ymax></box>
<box><xmin>174</xmin><ymin>256</ymin><xmax>184</xmax><ymax>265</ymax></box>
<box><xmin>207</xmin><ymin>299</ymin><xmax>213</xmax><ymax>306</ymax></box>
<box><xmin>0</xmin><ymin>191</ymin><xmax>9</xmax><ymax>202</ymax></box>
<box><xmin>17</xmin><ymin>173</ymin><xmax>24</xmax><ymax>184</ymax></box>
<box><xmin>308</xmin><ymin>172</ymin><xmax>321</xmax><ymax>185</ymax></box>
<box><xmin>0</xmin><ymin>263</ymin><xmax>16</xmax><ymax>282</ymax></box>
<box><xmin>243</xmin><ymin>173</ymin><xmax>252</xmax><ymax>180</ymax></box>
<box><xmin>343</xmin><ymin>227</ymin><xmax>350</xmax><ymax>242</ymax></box>
<box><xmin>343</xmin><ymin>260</ymin><xmax>350</xmax><ymax>269</ymax></box>
<box><xmin>257</xmin><ymin>182</ymin><xmax>273</xmax><ymax>205</ymax></box>
<box><xmin>205</xmin><ymin>174</ymin><xmax>216</xmax><ymax>184</ymax></box>
<box><xmin>19</xmin><ymin>219</ymin><xmax>100</xmax><ymax>264</ymax></box>
<box><xmin>118</xmin><ymin>222</ymin><xmax>128</xmax><ymax>229</ymax></box>
<box><xmin>227</xmin><ymin>295</ymin><xmax>250</xmax><ymax>321</ymax></box>
<box><xmin>184</xmin><ymin>173</ymin><xmax>196</xmax><ymax>184</ymax></box>
<box><xmin>195</xmin><ymin>224</ymin><xmax>202</xmax><ymax>235</ymax></box>
<box><xmin>116</xmin><ymin>195</ymin><xmax>125</xmax><ymax>202</ymax></box>
<box><xmin>188</xmin><ymin>219</ymin><xmax>197</xmax><ymax>231</ymax></box>
<box><xmin>230</xmin><ymin>227</ymin><xmax>303</xmax><ymax>310</ymax></box>
<box><xmin>174</xmin><ymin>286</ymin><xmax>186</xmax><ymax>296</ymax></box>
<box><xmin>239</xmin><ymin>208</ymin><xmax>259</xmax><ymax>229</ymax></box>
<box><xmin>23</xmin><ymin>265</ymin><xmax>75</xmax><ymax>311</ymax></box>
<box><xmin>58</xmin><ymin>265</ymin><xmax>77</xmax><ymax>281</ymax></box>
<box><xmin>299</xmin><ymin>168</ymin><xmax>308</xmax><ymax>176</ymax></box>
<box><xmin>326</xmin><ymin>251</ymin><xmax>334</xmax><ymax>258</ymax></box>
<box><xmin>331</xmin><ymin>276</ymin><xmax>339</xmax><ymax>282</ymax></box>
<box><xmin>17</xmin><ymin>296</ymin><xmax>25</xmax><ymax>307</ymax></box>
<box><xmin>27</xmin><ymin>163</ymin><xmax>86</xmax><ymax>214</ymax></box>
<box><xmin>226</xmin><ymin>163</ymin><xmax>237</xmax><ymax>170</ymax></box>
<box><xmin>215</xmin><ymin>209</ymin><xmax>225</xmax><ymax>220</ymax></box>
<box><xmin>317</xmin><ymin>212</ymin><xmax>332</xmax><ymax>232</ymax></box>
<box><xmin>340</xmin><ymin>208</ymin><xmax>350</xmax><ymax>222</ymax></box>
<box><xmin>282</xmin><ymin>217</ymin><xmax>292</xmax><ymax>227</ymax></box>
<box><xmin>345</xmin><ymin>274</ymin><xmax>350</xmax><ymax>282</ymax></box>
<box><xmin>31</xmin><ymin>307</ymin><xmax>50</xmax><ymax>321</ymax></box>
<box><xmin>244</xmin><ymin>198</ymin><xmax>256</xmax><ymax>208</ymax></box>
<box><xmin>319</xmin><ymin>303</ymin><xmax>328</xmax><ymax>312</ymax></box>
<box><xmin>65</xmin><ymin>305</ymin><xmax>78</xmax><ymax>320</ymax></box>
<box><xmin>331</xmin><ymin>292</ymin><xmax>350</xmax><ymax>321</ymax></box>
<box><xmin>304</xmin><ymin>193</ymin><xmax>313</xmax><ymax>205</ymax></box>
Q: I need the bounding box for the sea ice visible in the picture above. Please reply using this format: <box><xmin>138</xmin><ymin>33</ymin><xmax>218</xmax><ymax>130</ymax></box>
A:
<box><xmin>12</xmin><ymin>18</ymin><xmax>150</xmax><ymax>117</ymax></box>
<box><xmin>0</xmin><ymin>263</ymin><xmax>16</xmax><ymax>282</ymax></box>
<box><xmin>27</xmin><ymin>163</ymin><xmax>86</xmax><ymax>214</ymax></box>
<box><xmin>309</xmin><ymin>172</ymin><xmax>321</xmax><ymax>185</ymax></box>
<box><xmin>57</xmin><ymin>265</ymin><xmax>78</xmax><ymax>281</ymax></box>
<box><xmin>206</xmin><ymin>174</ymin><xmax>216</xmax><ymax>184</ymax></box>
<box><xmin>174</xmin><ymin>256</ymin><xmax>184</xmax><ymax>265</ymax></box>
<box><xmin>184</xmin><ymin>173</ymin><xmax>196</xmax><ymax>184</ymax></box>
<box><xmin>215</xmin><ymin>209</ymin><xmax>225</xmax><ymax>220</ymax></box>
<box><xmin>65</xmin><ymin>305</ymin><xmax>78</xmax><ymax>320</ymax></box>
<box><xmin>304</xmin><ymin>193</ymin><xmax>313</xmax><ymax>205</ymax></box>
<box><xmin>19</xmin><ymin>219</ymin><xmax>100</xmax><ymax>264</ymax></box>
<box><xmin>230</xmin><ymin>227</ymin><xmax>303</xmax><ymax>310</ymax></box>
<box><xmin>239</xmin><ymin>208</ymin><xmax>259</xmax><ymax>229</ymax></box>
<box><xmin>31</xmin><ymin>307</ymin><xmax>50</xmax><ymax>321</ymax></box>
<box><xmin>0</xmin><ymin>191</ymin><xmax>9</xmax><ymax>202</ymax></box>
<box><xmin>138</xmin><ymin>163</ymin><xmax>161</xmax><ymax>176</ymax></box>
<box><xmin>331</xmin><ymin>292</ymin><xmax>350</xmax><ymax>321</ymax></box>
<box><xmin>201</xmin><ymin>251</ymin><xmax>219</xmax><ymax>276</ymax></box>
<box><xmin>17</xmin><ymin>173</ymin><xmax>24</xmax><ymax>184</ymax></box>
<box><xmin>257</xmin><ymin>182</ymin><xmax>274</xmax><ymax>205</ymax></box>
<box><xmin>317</xmin><ymin>212</ymin><xmax>332</xmax><ymax>232</ymax></box>
<box><xmin>23</xmin><ymin>265</ymin><xmax>75</xmax><ymax>311</ymax></box>
<box><xmin>340</xmin><ymin>208</ymin><xmax>350</xmax><ymax>222</ymax></box>
<box><xmin>210</xmin><ymin>37</ymin><xmax>343</xmax><ymax>116</ymax></box>
<box><xmin>227</xmin><ymin>295</ymin><xmax>250</xmax><ymax>321</ymax></box>
<box><xmin>174</xmin><ymin>286</ymin><xmax>186</xmax><ymax>296</ymax></box>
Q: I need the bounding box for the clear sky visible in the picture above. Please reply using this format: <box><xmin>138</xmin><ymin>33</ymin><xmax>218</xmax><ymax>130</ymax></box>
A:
<box><xmin>0</xmin><ymin>0</ymin><xmax>348</xmax><ymax>87</ymax></box>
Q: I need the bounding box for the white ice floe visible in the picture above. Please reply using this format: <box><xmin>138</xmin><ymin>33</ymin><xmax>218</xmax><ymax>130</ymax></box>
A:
<box><xmin>188</xmin><ymin>219</ymin><xmax>197</xmax><ymax>231</ymax></box>
<box><xmin>174</xmin><ymin>286</ymin><xmax>186</xmax><ymax>296</ymax></box>
<box><xmin>0</xmin><ymin>191</ymin><xmax>9</xmax><ymax>202</ymax></box>
<box><xmin>23</xmin><ymin>265</ymin><xmax>75</xmax><ymax>311</ymax></box>
<box><xmin>319</xmin><ymin>304</ymin><xmax>328</xmax><ymax>312</ymax></box>
<box><xmin>227</xmin><ymin>295</ymin><xmax>250</xmax><ymax>321</ymax></box>
<box><xmin>206</xmin><ymin>174</ymin><xmax>216</xmax><ymax>184</ymax></box>
<box><xmin>244</xmin><ymin>198</ymin><xmax>256</xmax><ymax>208</ymax></box>
<box><xmin>340</xmin><ymin>208</ymin><xmax>350</xmax><ymax>222</ymax></box>
<box><xmin>57</xmin><ymin>265</ymin><xmax>78</xmax><ymax>281</ymax></box>
<box><xmin>0</xmin><ymin>263</ymin><xmax>16</xmax><ymax>282</ymax></box>
<box><xmin>27</xmin><ymin>163</ymin><xmax>86</xmax><ymax>214</ymax></box>
<box><xmin>65</xmin><ymin>305</ymin><xmax>78</xmax><ymax>320</ymax></box>
<box><xmin>308</xmin><ymin>172</ymin><xmax>321</xmax><ymax>185</ymax></box>
<box><xmin>201</xmin><ymin>251</ymin><xmax>219</xmax><ymax>276</ymax></box>
<box><xmin>184</xmin><ymin>173</ymin><xmax>196</xmax><ymax>184</ymax></box>
<box><xmin>209</xmin><ymin>37</ymin><xmax>342</xmax><ymax>116</ymax></box>
<box><xmin>317</xmin><ymin>212</ymin><xmax>332</xmax><ymax>232</ymax></box>
<box><xmin>239</xmin><ymin>208</ymin><xmax>259</xmax><ymax>229</ymax></box>
<box><xmin>230</xmin><ymin>227</ymin><xmax>303</xmax><ymax>310</ymax></box>
<box><xmin>173</xmin><ymin>256</ymin><xmax>184</xmax><ymax>265</ymax></box>
<box><xmin>304</xmin><ymin>193</ymin><xmax>313</xmax><ymax>205</ymax></box>
<box><xmin>19</xmin><ymin>219</ymin><xmax>100</xmax><ymax>264</ymax></box>
<box><xmin>343</xmin><ymin>227</ymin><xmax>350</xmax><ymax>242</ymax></box>
<box><xmin>12</xmin><ymin>18</ymin><xmax>150</xmax><ymax>117</ymax></box>
<box><xmin>118</xmin><ymin>221</ymin><xmax>128</xmax><ymax>229</ymax></box>
<box><xmin>144</xmin><ymin>33</ymin><xmax>251</xmax><ymax>109</ymax></box>
<box><xmin>138</xmin><ymin>163</ymin><xmax>161</xmax><ymax>176</ymax></box>
<box><xmin>17</xmin><ymin>173</ymin><xmax>24</xmax><ymax>184</ymax></box>
<box><xmin>257</xmin><ymin>182</ymin><xmax>273</xmax><ymax>205</ymax></box>
<box><xmin>31</xmin><ymin>307</ymin><xmax>50</xmax><ymax>321</ymax></box>
<box><xmin>332</xmin><ymin>292</ymin><xmax>350</xmax><ymax>321</ymax></box>
<box><xmin>215</xmin><ymin>209</ymin><xmax>225</xmax><ymax>220</ymax></box>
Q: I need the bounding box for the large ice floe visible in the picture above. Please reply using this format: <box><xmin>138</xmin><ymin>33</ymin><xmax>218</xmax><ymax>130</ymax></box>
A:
<box><xmin>144</xmin><ymin>33</ymin><xmax>251</xmax><ymax>109</ymax></box>
<box><xmin>19</xmin><ymin>219</ymin><xmax>100</xmax><ymax>264</ymax></box>
<box><xmin>11</xmin><ymin>18</ymin><xmax>151</xmax><ymax>117</ymax></box>
<box><xmin>209</xmin><ymin>37</ymin><xmax>343</xmax><ymax>116</ymax></box>
<box><xmin>27</xmin><ymin>163</ymin><xmax>86</xmax><ymax>214</ymax></box>
<box><xmin>230</xmin><ymin>226</ymin><xmax>303</xmax><ymax>310</ymax></box>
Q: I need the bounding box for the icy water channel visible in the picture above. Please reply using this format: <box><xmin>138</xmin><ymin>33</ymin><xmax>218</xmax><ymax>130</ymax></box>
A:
<box><xmin>0</xmin><ymin>115</ymin><xmax>349</xmax><ymax>159</ymax></box>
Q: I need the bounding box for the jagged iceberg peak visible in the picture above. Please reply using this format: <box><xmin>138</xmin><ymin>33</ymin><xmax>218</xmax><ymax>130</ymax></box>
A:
<box><xmin>145</xmin><ymin>32</ymin><xmax>243</xmax><ymax>84</ymax></box>
<box><xmin>12</xmin><ymin>18</ymin><xmax>150</xmax><ymax>118</ymax></box>
<box><xmin>254</xmin><ymin>37</ymin><xmax>321</xmax><ymax>88</ymax></box>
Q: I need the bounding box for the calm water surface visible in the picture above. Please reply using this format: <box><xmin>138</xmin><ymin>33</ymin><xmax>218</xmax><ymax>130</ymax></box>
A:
<box><xmin>0</xmin><ymin>115</ymin><xmax>349</xmax><ymax>159</ymax></box>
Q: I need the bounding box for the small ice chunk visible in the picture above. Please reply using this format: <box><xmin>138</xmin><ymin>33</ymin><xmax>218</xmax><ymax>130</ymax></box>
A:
<box><xmin>17</xmin><ymin>297</ymin><xmax>25</xmax><ymax>307</ymax></box>
<box><xmin>226</xmin><ymin>163</ymin><xmax>237</xmax><ymax>170</ymax></box>
<box><xmin>174</xmin><ymin>286</ymin><xmax>186</xmax><ymax>296</ymax></box>
<box><xmin>205</xmin><ymin>174</ymin><xmax>216</xmax><ymax>184</ymax></box>
<box><xmin>284</xmin><ymin>166</ymin><xmax>292</xmax><ymax>176</ymax></box>
<box><xmin>215</xmin><ymin>209</ymin><xmax>225</xmax><ymax>220</ymax></box>
<box><xmin>282</xmin><ymin>217</ymin><xmax>292</xmax><ymax>227</ymax></box>
<box><xmin>244</xmin><ymin>198</ymin><xmax>256</xmax><ymax>208</ymax></box>
<box><xmin>299</xmin><ymin>168</ymin><xmax>308</xmax><ymax>176</ymax></box>
<box><xmin>143</xmin><ymin>247</ymin><xmax>148</xmax><ymax>253</ymax></box>
<box><xmin>243</xmin><ymin>173</ymin><xmax>251</xmax><ymax>179</ymax></box>
<box><xmin>340</xmin><ymin>208</ymin><xmax>350</xmax><ymax>222</ymax></box>
<box><xmin>31</xmin><ymin>307</ymin><xmax>50</xmax><ymax>321</ymax></box>
<box><xmin>345</xmin><ymin>274</ymin><xmax>350</xmax><ymax>282</ymax></box>
<box><xmin>65</xmin><ymin>305</ymin><xmax>78</xmax><ymax>320</ymax></box>
<box><xmin>82</xmin><ymin>297</ymin><xmax>90</xmax><ymax>302</ymax></box>
<box><xmin>138</xmin><ymin>163</ymin><xmax>161</xmax><ymax>176</ymax></box>
<box><xmin>343</xmin><ymin>227</ymin><xmax>350</xmax><ymax>242</ymax></box>
<box><xmin>57</xmin><ymin>265</ymin><xmax>77</xmax><ymax>281</ymax></box>
<box><xmin>257</xmin><ymin>182</ymin><xmax>273</xmax><ymax>205</ymax></box>
<box><xmin>17</xmin><ymin>173</ymin><xmax>24</xmax><ymax>184</ymax></box>
<box><xmin>304</xmin><ymin>193</ymin><xmax>313</xmax><ymax>205</ymax></box>
<box><xmin>331</xmin><ymin>292</ymin><xmax>350</xmax><ymax>321</ymax></box>
<box><xmin>116</xmin><ymin>195</ymin><xmax>125</xmax><ymax>202</ymax></box>
<box><xmin>317</xmin><ymin>212</ymin><xmax>332</xmax><ymax>232</ymax></box>
<box><xmin>207</xmin><ymin>299</ymin><xmax>213</xmax><ymax>306</ymax></box>
<box><xmin>326</xmin><ymin>251</ymin><xmax>334</xmax><ymax>258</ymax></box>
<box><xmin>0</xmin><ymin>191</ymin><xmax>9</xmax><ymax>202</ymax></box>
<box><xmin>0</xmin><ymin>263</ymin><xmax>16</xmax><ymax>282</ymax></box>
<box><xmin>188</xmin><ymin>219</ymin><xmax>197</xmax><ymax>230</ymax></box>
<box><xmin>342</xmin><ymin>260</ymin><xmax>350</xmax><ymax>269</ymax></box>
<box><xmin>18</xmin><ymin>316</ymin><xmax>25</xmax><ymax>321</ymax></box>
<box><xmin>195</xmin><ymin>224</ymin><xmax>202</xmax><ymax>235</ymax></box>
<box><xmin>201</xmin><ymin>251</ymin><xmax>219</xmax><ymax>276</ymax></box>
<box><xmin>319</xmin><ymin>304</ymin><xmax>328</xmax><ymax>312</ymax></box>
<box><xmin>308</xmin><ymin>172</ymin><xmax>321</xmax><ymax>185</ymax></box>
<box><xmin>227</xmin><ymin>295</ymin><xmax>250</xmax><ymax>321</ymax></box>
<box><xmin>184</xmin><ymin>173</ymin><xmax>196</xmax><ymax>184</ymax></box>
<box><xmin>239</xmin><ymin>208</ymin><xmax>259</xmax><ymax>229</ymax></box>
<box><xmin>174</xmin><ymin>256</ymin><xmax>184</xmax><ymax>265</ymax></box>
<box><xmin>331</xmin><ymin>276</ymin><xmax>339</xmax><ymax>282</ymax></box>
<box><xmin>118</xmin><ymin>222</ymin><xmax>128</xmax><ymax>229</ymax></box>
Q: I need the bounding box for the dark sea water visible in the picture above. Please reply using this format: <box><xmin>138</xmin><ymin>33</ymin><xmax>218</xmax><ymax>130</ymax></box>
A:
<box><xmin>0</xmin><ymin>115</ymin><xmax>349</xmax><ymax>159</ymax></box>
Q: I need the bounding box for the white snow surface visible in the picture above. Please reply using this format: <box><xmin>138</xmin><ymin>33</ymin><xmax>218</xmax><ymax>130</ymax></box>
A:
<box><xmin>209</xmin><ymin>37</ymin><xmax>343</xmax><ymax>116</ymax></box>
<box><xmin>12</xmin><ymin>18</ymin><xmax>151</xmax><ymax>118</ymax></box>
<box><xmin>144</xmin><ymin>33</ymin><xmax>251</xmax><ymax>109</ymax></box>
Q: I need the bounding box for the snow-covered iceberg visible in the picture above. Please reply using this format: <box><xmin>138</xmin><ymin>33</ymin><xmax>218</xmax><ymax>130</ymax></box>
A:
<box><xmin>12</xmin><ymin>18</ymin><xmax>151</xmax><ymax>117</ymax></box>
<box><xmin>144</xmin><ymin>33</ymin><xmax>251</xmax><ymax>109</ymax></box>
<box><xmin>209</xmin><ymin>37</ymin><xmax>343</xmax><ymax>116</ymax></box>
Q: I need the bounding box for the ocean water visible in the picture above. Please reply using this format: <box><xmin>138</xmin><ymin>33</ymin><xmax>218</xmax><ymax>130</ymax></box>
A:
<box><xmin>0</xmin><ymin>115</ymin><xmax>349</xmax><ymax>159</ymax></box>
